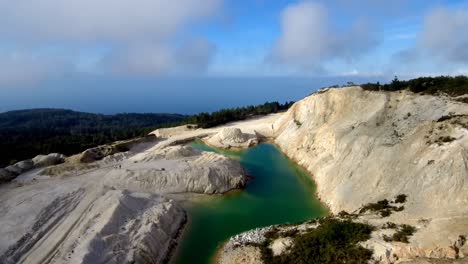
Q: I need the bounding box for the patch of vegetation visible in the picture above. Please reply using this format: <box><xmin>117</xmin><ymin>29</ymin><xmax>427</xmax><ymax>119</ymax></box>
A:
<box><xmin>361</xmin><ymin>76</ymin><xmax>468</xmax><ymax>96</ymax></box>
<box><xmin>360</xmin><ymin>199</ymin><xmax>392</xmax><ymax>213</ymax></box>
<box><xmin>294</xmin><ymin>119</ymin><xmax>302</xmax><ymax>127</ymax></box>
<box><xmin>359</xmin><ymin>195</ymin><xmax>408</xmax><ymax>217</ymax></box>
<box><xmin>382</xmin><ymin>222</ymin><xmax>397</xmax><ymax>229</ymax></box>
<box><xmin>260</xmin><ymin>218</ymin><xmax>374</xmax><ymax>264</ymax></box>
<box><xmin>435</xmin><ymin>136</ymin><xmax>457</xmax><ymax>144</ymax></box>
<box><xmin>394</xmin><ymin>194</ymin><xmax>407</xmax><ymax>203</ymax></box>
<box><xmin>383</xmin><ymin>224</ymin><xmax>416</xmax><ymax>243</ymax></box>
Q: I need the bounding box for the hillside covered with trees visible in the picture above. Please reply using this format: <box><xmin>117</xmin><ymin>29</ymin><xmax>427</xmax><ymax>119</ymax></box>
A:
<box><xmin>0</xmin><ymin>109</ymin><xmax>186</xmax><ymax>167</ymax></box>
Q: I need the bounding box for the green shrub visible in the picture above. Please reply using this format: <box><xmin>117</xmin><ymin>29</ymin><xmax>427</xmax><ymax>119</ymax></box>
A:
<box><xmin>261</xmin><ymin>218</ymin><xmax>374</xmax><ymax>264</ymax></box>
<box><xmin>391</xmin><ymin>225</ymin><xmax>416</xmax><ymax>243</ymax></box>
<box><xmin>360</xmin><ymin>199</ymin><xmax>392</xmax><ymax>213</ymax></box>
<box><xmin>394</xmin><ymin>194</ymin><xmax>407</xmax><ymax>203</ymax></box>
<box><xmin>382</xmin><ymin>222</ymin><xmax>397</xmax><ymax>229</ymax></box>
<box><xmin>361</xmin><ymin>76</ymin><xmax>468</xmax><ymax>96</ymax></box>
<box><xmin>380</xmin><ymin>209</ymin><xmax>392</xmax><ymax>217</ymax></box>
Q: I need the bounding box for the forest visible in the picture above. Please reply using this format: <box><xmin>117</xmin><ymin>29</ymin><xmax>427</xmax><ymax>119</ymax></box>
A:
<box><xmin>361</xmin><ymin>75</ymin><xmax>468</xmax><ymax>96</ymax></box>
<box><xmin>0</xmin><ymin>109</ymin><xmax>186</xmax><ymax>167</ymax></box>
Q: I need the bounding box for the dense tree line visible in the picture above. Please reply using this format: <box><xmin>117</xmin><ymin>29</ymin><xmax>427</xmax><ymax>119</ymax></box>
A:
<box><xmin>185</xmin><ymin>101</ymin><xmax>294</xmax><ymax>128</ymax></box>
<box><xmin>1</xmin><ymin>101</ymin><xmax>294</xmax><ymax>167</ymax></box>
<box><xmin>361</xmin><ymin>75</ymin><xmax>468</xmax><ymax>96</ymax></box>
<box><xmin>0</xmin><ymin>109</ymin><xmax>186</xmax><ymax>167</ymax></box>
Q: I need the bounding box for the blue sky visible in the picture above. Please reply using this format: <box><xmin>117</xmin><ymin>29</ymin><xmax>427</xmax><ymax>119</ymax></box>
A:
<box><xmin>0</xmin><ymin>0</ymin><xmax>467</xmax><ymax>113</ymax></box>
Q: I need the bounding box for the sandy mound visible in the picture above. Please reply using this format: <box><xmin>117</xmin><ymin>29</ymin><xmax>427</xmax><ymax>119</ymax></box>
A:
<box><xmin>0</xmin><ymin>188</ymin><xmax>185</xmax><ymax>264</ymax></box>
<box><xmin>109</xmin><ymin>147</ymin><xmax>246</xmax><ymax>194</ymax></box>
<box><xmin>206</xmin><ymin>127</ymin><xmax>258</xmax><ymax>149</ymax></box>
<box><xmin>164</xmin><ymin>145</ymin><xmax>200</xmax><ymax>159</ymax></box>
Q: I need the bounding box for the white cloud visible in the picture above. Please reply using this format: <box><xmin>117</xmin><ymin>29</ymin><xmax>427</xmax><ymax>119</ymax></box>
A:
<box><xmin>0</xmin><ymin>0</ymin><xmax>222</xmax><ymax>84</ymax></box>
<box><xmin>271</xmin><ymin>1</ymin><xmax>378</xmax><ymax>71</ymax></box>
<box><xmin>418</xmin><ymin>8</ymin><xmax>468</xmax><ymax>62</ymax></box>
<box><xmin>393</xmin><ymin>7</ymin><xmax>468</xmax><ymax>75</ymax></box>
<box><xmin>104</xmin><ymin>38</ymin><xmax>216</xmax><ymax>75</ymax></box>
<box><xmin>0</xmin><ymin>51</ymin><xmax>71</xmax><ymax>86</ymax></box>
<box><xmin>0</xmin><ymin>0</ymin><xmax>221</xmax><ymax>42</ymax></box>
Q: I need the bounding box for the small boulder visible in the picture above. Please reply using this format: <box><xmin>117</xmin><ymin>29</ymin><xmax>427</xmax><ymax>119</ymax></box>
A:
<box><xmin>0</xmin><ymin>168</ymin><xmax>16</xmax><ymax>182</ymax></box>
<box><xmin>5</xmin><ymin>165</ymin><xmax>23</xmax><ymax>175</ymax></box>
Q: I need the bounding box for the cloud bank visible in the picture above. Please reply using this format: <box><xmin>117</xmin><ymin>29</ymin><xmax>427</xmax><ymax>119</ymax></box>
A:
<box><xmin>394</xmin><ymin>7</ymin><xmax>468</xmax><ymax>75</ymax></box>
<box><xmin>0</xmin><ymin>0</ymin><xmax>221</xmax><ymax>42</ymax></box>
<box><xmin>0</xmin><ymin>0</ymin><xmax>222</xmax><ymax>84</ymax></box>
<box><xmin>418</xmin><ymin>8</ymin><xmax>468</xmax><ymax>63</ymax></box>
<box><xmin>271</xmin><ymin>1</ymin><xmax>378</xmax><ymax>71</ymax></box>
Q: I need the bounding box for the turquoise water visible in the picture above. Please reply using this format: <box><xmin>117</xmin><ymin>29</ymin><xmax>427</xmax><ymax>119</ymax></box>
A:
<box><xmin>173</xmin><ymin>142</ymin><xmax>328</xmax><ymax>264</ymax></box>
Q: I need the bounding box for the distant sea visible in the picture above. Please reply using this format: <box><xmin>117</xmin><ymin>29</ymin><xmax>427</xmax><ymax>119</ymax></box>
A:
<box><xmin>0</xmin><ymin>76</ymin><xmax>383</xmax><ymax>114</ymax></box>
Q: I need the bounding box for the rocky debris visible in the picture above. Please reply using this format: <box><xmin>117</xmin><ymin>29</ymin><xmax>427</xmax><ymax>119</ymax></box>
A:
<box><xmin>32</xmin><ymin>153</ymin><xmax>65</xmax><ymax>167</ymax></box>
<box><xmin>150</xmin><ymin>124</ymin><xmax>198</xmax><ymax>138</ymax></box>
<box><xmin>80</xmin><ymin>145</ymin><xmax>121</xmax><ymax>163</ymax></box>
<box><xmin>0</xmin><ymin>154</ymin><xmax>66</xmax><ymax>183</ymax></box>
<box><xmin>227</xmin><ymin>227</ymin><xmax>273</xmax><ymax>250</ymax></box>
<box><xmin>78</xmin><ymin>136</ymin><xmax>156</xmax><ymax>163</ymax></box>
<box><xmin>218</xmin><ymin>220</ymin><xmax>319</xmax><ymax>264</ymax></box>
<box><xmin>206</xmin><ymin>127</ymin><xmax>258</xmax><ymax>149</ymax></box>
<box><xmin>270</xmin><ymin>237</ymin><xmax>293</xmax><ymax>256</ymax></box>
<box><xmin>39</xmin><ymin>162</ymin><xmax>100</xmax><ymax>177</ymax></box>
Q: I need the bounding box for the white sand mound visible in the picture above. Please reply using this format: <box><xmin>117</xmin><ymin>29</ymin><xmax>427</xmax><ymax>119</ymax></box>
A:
<box><xmin>109</xmin><ymin>146</ymin><xmax>246</xmax><ymax>194</ymax></box>
<box><xmin>0</xmin><ymin>188</ymin><xmax>185</xmax><ymax>264</ymax></box>
<box><xmin>206</xmin><ymin>127</ymin><xmax>258</xmax><ymax>149</ymax></box>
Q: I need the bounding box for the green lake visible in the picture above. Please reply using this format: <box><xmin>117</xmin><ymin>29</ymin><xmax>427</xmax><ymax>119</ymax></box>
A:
<box><xmin>174</xmin><ymin>142</ymin><xmax>328</xmax><ymax>264</ymax></box>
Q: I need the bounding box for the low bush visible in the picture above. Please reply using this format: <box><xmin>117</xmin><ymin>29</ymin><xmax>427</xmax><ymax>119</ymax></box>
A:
<box><xmin>391</xmin><ymin>225</ymin><xmax>416</xmax><ymax>243</ymax></box>
<box><xmin>261</xmin><ymin>218</ymin><xmax>374</xmax><ymax>264</ymax></box>
<box><xmin>394</xmin><ymin>194</ymin><xmax>407</xmax><ymax>203</ymax></box>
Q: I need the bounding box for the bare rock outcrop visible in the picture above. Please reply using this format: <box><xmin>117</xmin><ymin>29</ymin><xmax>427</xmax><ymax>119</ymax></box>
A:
<box><xmin>0</xmin><ymin>153</ymin><xmax>66</xmax><ymax>183</ymax></box>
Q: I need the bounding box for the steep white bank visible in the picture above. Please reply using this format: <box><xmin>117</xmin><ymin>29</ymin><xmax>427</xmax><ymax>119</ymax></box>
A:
<box><xmin>273</xmin><ymin>87</ymin><xmax>468</xmax><ymax>260</ymax></box>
